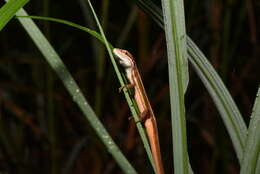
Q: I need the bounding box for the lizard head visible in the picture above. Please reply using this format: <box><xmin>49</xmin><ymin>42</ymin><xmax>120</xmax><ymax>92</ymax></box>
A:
<box><xmin>113</xmin><ymin>48</ymin><xmax>135</xmax><ymax>68</ymax></box>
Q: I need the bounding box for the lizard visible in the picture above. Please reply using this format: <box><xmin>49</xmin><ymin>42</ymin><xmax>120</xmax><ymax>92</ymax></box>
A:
<box><xmin>113</xmin><ymin>48</ymin><xmax>165</xmax><ymax>174</ymax></box>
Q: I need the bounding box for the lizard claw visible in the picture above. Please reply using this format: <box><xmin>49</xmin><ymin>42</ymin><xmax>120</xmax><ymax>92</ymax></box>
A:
<box><xmin>128</xmin><ymin>116</ymin><xmax>143</xmax><ymax>124</ymax></box>
<box><xmin>128</xmin><ymin>116</ymin><xmax>133</xmax><ymax>120</ymax></box>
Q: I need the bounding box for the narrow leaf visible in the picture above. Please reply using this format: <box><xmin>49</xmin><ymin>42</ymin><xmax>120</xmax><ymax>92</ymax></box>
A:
<box><xmin>187</xmin><ymin>37</ymin><xmax>247</xmax><ymax>163</ymax></box>
<box><xmin>240</xmin><ymin>87</ymin><xmax>260</xmax><ymax>174</ymax></box>
<box><xmin>161</xmin><ymin>0</ymin><xmax>189</xmax><ymax>173</ymax></box>
<box><xmin>0</xmin><ymin>0</ymin><xmax>29</xmax><ymax>31</ymax></box>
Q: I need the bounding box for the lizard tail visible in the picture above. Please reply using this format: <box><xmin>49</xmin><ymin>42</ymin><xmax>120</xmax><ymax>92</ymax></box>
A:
<box><xmin>145</xmin><ymin>118</ymin><xmax>165</xmax><ymax>174</ymax></box>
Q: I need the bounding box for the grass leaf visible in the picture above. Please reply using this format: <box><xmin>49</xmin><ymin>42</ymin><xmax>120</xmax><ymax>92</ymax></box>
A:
<box><xmin>161</xmin><ymin>0</ymin><xmax>189</xmax><ymax>173</ymax></box>
<box><xmin>240</xmin><ymin>87</ymin><xmax>260</xmax><ymax>174</ymax></box>
<box><xmin>16</xmin><ymin>15</ymin><xmax>111</xmax><ymax>46</ymax></box>
<box><xmin>187</xmin><ymin>37</ymin><xmax>247</xmax><ymax>163</ymax></box>
<box><xmin>0</xmin><ymin>0</ymin><xmax>28</xmax><ymax>31</ymax></box>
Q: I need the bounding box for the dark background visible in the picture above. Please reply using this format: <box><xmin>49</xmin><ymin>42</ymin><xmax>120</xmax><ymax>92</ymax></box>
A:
<box><xmin>0</xmin><ymin>0</ymin><xmax>259</xmax><ymax>173</ymax></box>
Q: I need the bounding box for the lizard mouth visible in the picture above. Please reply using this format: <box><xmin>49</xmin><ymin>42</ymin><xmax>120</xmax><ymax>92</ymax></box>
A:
<box><xmin>119</xmin><ymin>59</ymin><xmax>132</xmax><ymax>68</ymax></box>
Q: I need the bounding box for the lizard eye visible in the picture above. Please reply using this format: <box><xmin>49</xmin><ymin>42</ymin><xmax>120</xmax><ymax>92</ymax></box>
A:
<box><xmin>123</xmin><ymin>51</ymin><xmax>132</xmax><ymax>58</ymax></box>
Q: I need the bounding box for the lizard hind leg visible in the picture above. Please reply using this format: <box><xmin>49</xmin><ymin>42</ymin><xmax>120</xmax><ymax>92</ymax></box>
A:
<box><xmin>118</xmin><ymin>84</ymin><xmax>135</xmax><ymax>93</ymax></box>
<box><xmin>139</xmin><ymin>110</ymin><xmax>150</xmax><ymax>121</ymax></box>
<box><xmin>129</xmin><ymin>110</ymin><xmax>149</xmax><ymax>124</ymax></box>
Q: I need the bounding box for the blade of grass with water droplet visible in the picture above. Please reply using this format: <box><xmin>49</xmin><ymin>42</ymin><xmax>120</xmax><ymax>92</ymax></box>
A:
<box><xmin>13</xmin><ymin>7</ymin><xmax>137</xmax><ymax>174</ymax></box>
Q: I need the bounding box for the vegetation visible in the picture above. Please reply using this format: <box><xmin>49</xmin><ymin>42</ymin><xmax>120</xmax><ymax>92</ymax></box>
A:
<box><xmin>0</xmin><ymin>0</ymin><xmax>259</xmax><ymax>173</ymax></box>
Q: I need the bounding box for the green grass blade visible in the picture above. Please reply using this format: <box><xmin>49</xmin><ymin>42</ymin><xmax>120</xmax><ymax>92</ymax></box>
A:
<box><xmin>240</xmin><ymin>87</ymin><xmax>260</xmax><ymax>174</ymax></box>
<box><xmin>161</xmin><ymin>0</ymin><xmax>188</xmax><ymax>92</ymax></box>
<box><xmin>161</xmin><ymin>0</ymin><xmax>189</xmax><ymax>173</ymax></box>
<box><xmin>0</xmin><ymin>0</ymin><xmax>28</xmax><ymax>31</ymax></box>
<box><xmin>86</xmin><ymin>0</ymin><xmax>157</xmax><ymax>172</ymax></box>
<box><xmin>14</xmin><ymin>8</ymin><xmax>137</xmax><ymax>174</ymax></box>
<box><xmin>187</xmin><ymin>37</ymin><xmax>247</xmax><ymax>164</ymax></box>
<box><xmin>16</xmin><ymin>15</ymin><xmax>111</xmax><ymax>47</ymax></box>
<box><xmin>256</xmin><ymin>155</ymin><xmax>260</xmax><ymax>174</ymax></box>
